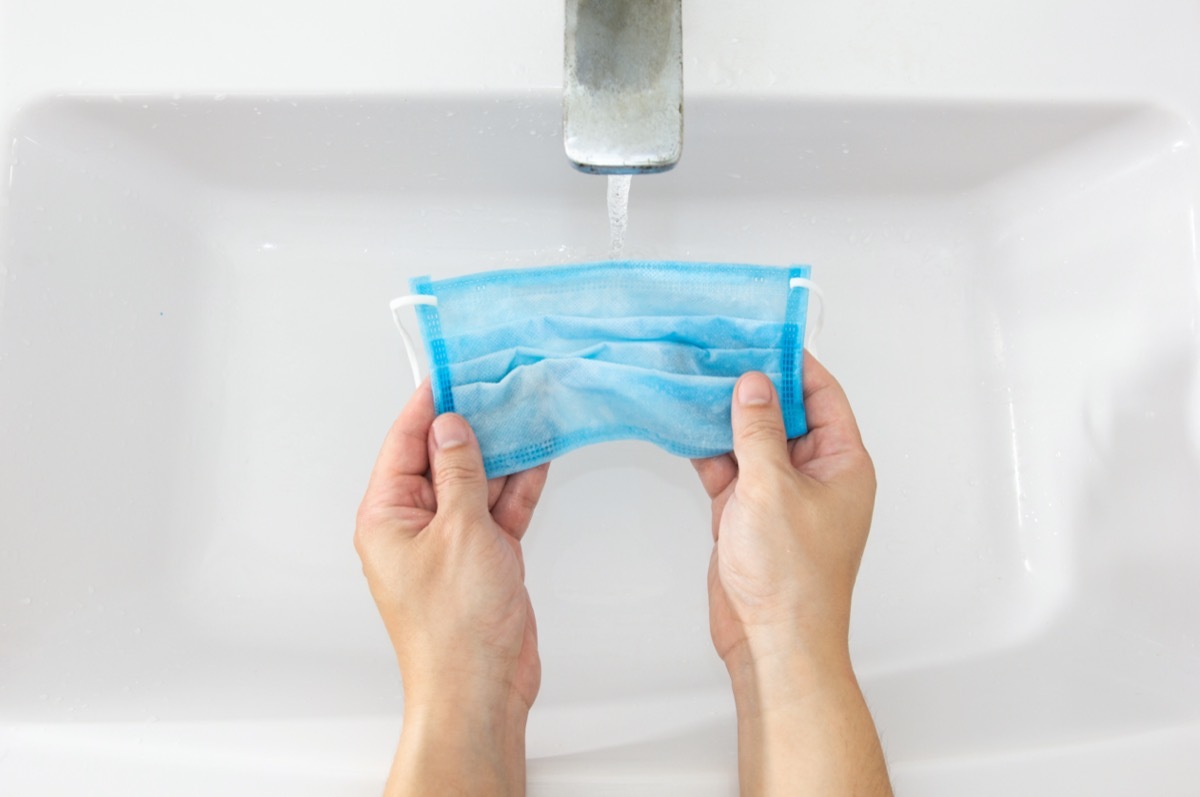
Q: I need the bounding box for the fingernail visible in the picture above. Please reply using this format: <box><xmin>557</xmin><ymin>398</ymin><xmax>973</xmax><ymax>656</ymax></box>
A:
<box><xmin>432</xmin><ymin>414</ymin><xmax>469</xmax><ymax>450</ymax></box>
<box><xmin>738</xmin><ymin>373</ymin><xmax>773</xmax><ymax>407</ymax></box>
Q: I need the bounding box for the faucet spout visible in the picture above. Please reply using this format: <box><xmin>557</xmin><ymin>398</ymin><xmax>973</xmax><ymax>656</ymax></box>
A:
<box><xmin>564</xmin><ymin>0</ymin><xmax>683</xmax><ymax>175</ymax></box>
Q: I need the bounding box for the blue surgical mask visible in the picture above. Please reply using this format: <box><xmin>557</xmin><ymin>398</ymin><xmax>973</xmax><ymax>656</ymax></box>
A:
<box><xmin>391</xmin><ymin>261</ymin><xmax>821</xmax><ymax>478</ymax></box>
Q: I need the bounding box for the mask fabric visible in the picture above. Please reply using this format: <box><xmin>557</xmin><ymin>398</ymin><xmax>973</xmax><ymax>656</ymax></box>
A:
<box><xmin>406</xmin><ymin>261</ymin><xmax>814</xmax><ymax>478</ymax></box>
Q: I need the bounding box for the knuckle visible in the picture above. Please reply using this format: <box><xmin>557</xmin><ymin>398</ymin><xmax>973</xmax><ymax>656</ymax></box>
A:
<box><xmin>353</xmin><ymin>502</ymin><xmax>405</xmax><ymax>556</ymax></box>
<box><xmin>515</xmin><ymin>490</ymin><xmax>540</xmax><ymax>516</ymax></box>
<box><xmin>434</xmin><ymin>458</ymin><xmax>482</xmax><ymax>488</ymax></box>
<box><xmin>847</xmin><ymin>448</ymin><xmax>877</xmax><ymax>488</ymax></box>
<box><xmin>353</xmin><ymin>508</ymin><xmax>392</xmax><ymax>559</ymax></box>
<box><xmin>740</xmin><ymin>414</ymin><xmax>784</xmax><ymax>442</ymax></box>
<box><xmin>509</xmin><ymin>483</ymin><xmax>541</xmax><ymax>515</ymax></box>
<box><xmin>352</xmin><ymin>521</ymin><xmax>372</xmax><ymax>559</ymax></box>
<box><xmin>353</xmin><ymin>502</ymin><xmax>375</xmax><ymax>531</ymax></box>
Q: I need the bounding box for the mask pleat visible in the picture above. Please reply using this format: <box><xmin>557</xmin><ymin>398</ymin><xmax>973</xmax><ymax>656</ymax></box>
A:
<box><xmin>443</xmin><ymin>313</ymin><xmax>786</xmax><ymax>362</ymax></box>
<box><xmin>451</xmin><ymin>361</ymin><xmax>790</xmax><ymax>476</ymax></box>
<box><xmin>450</xmin><ymin>342</ymin><xmax>784</xmax><ymax>385</ymax></box>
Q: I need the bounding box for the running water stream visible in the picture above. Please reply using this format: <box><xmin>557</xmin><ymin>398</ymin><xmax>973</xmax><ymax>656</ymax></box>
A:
<box><xmin>607</xmin><ymin>174</ymin><xmax>632</xmax><ymax>258</ymax></box>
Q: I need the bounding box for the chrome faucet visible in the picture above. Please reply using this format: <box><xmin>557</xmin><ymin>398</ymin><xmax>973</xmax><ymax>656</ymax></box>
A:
<box><xmin>563</xmin><ymin>0</ymin><xmax>683</xmax><ymax>174</ymax></box>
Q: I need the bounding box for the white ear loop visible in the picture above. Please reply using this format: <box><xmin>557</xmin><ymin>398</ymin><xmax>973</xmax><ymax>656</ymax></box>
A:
<box><xmin>389</xmin><ymin>295</ymin><xmax>439</xmax><ymax>388</ymax></box>
<box><xmin>789</xmin><ymin>277</ymin><xmax>825</xmax><ymax>349</ymax></box>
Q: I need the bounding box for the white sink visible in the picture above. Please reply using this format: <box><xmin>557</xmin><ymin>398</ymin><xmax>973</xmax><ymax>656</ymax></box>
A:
<box><xmin>3</xmin><ymin>94</ymin><xmax>1199</xmax><ymax>794</ymax></box>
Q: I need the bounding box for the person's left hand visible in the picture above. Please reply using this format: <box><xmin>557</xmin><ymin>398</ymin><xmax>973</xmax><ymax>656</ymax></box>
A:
<box><xmin>355</xmin><ymin>381</ymin><xmax>549</xmax><ymax>795</ymax></box>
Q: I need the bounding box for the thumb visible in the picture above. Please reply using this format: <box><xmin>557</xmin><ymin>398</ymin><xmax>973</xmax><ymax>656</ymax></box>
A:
<box><xmin>429</xmin><ymin>413</ymin><xmax>489</xmax><ymax>518</ymax></box>
<box><xmin>731</xmin><ymin>372</ymin><xmax>791</xmax><ymax>477</ymax></box>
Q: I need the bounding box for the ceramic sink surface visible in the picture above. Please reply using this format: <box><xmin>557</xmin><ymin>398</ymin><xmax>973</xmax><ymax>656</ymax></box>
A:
<box><xmin>3</xmin><ymin>2</ymin><xmax>1200</xmax><ymax>795</ymax></box>
<box><xmin>3</xmin><ymin>95</ymin><xmax>1199</xmax><ymax>795</ymax></box>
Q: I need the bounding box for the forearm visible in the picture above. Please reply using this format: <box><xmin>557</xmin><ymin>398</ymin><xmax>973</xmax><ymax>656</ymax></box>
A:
<box><xmin>730</xmin><ymin>647</ymin><xmax>892</xmax><ymax>797</ymax></box>
<box><xmin>386</xmin><ymin>693</ymin><xmax>528</xmax><ymax>797</ymax></box>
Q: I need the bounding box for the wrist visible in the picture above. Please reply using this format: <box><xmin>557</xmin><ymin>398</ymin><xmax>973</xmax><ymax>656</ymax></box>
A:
<box><xmin>402</xmin><ymin>674</ymin><xmax>531</xmax><ymax>742</ymax></box>
<box><xmin>393</xmin><ymin>693</ymin><xmax>528</xmax><ymax>797</ymax></box>
<box><xmin>725</xmin><ymin>638</ymin><xmax>856</xmax><ymax>722</ymax></box>
<box><xmin>723</xmin><ymin>641</ymin><xmax>892</xmax><ymax>797</ymax></box>
<box><xmin>399</xmin><ymin>649</ymin><xmax>532</xmax><ymax>714</ymax></box>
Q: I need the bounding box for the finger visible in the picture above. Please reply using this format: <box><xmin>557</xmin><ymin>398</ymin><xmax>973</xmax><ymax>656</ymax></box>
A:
<box><xmin>730</xmin><ymin>372</ymin><xmax>791</xmax><ymax>478</ymax></box>
<box><xmin>491</xmin><ymin>462</ymin><xmax>551</xmax><ymax>540</ymax></box>
<box><xmin>802</xmin><ymin>352</ymin><xmax>862</xmax><ymax>441</ymax></box>
<box><xmin>691</xmin><ymin>454</ymin><xmax>737</xmax><ymax>499</ymax></box>
<box><xmin>487</xmin><ymin>475</ymin><xmax>507</xmax><ymax>511</ymax></box>
<box><xmin>791</xmin><ymin>352</ymin><xmax>866</xmax><ymax>466</ymax></box>
<box><xmin>360</xmin><ymin>382</ymin><xmax>437</xmax><ymax>519</ymax></box>
<box><xmin>366</xmin><ymin>381</ymin><xmax>435</xmax><ymax>485</ymax></box>
<box><xmin>429</xmin><ymin>413</ymin><xmax>489</xmax><ymax>519</ymax></box>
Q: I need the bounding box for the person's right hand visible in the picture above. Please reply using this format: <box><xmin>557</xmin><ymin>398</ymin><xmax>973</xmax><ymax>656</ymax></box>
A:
<box><xmin>692</xmin><ymin>353</ymin><xmax>876</xmax><ymax>681</ymax></box>
<box><xmin>693</xmin><ymin>354</ymin><xmax>891</xmax><ymax>796</ymax></box>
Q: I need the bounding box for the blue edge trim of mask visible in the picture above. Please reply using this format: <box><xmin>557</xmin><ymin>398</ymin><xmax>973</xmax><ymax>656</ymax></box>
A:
<box><xmin>411</xmin><ymin>278</ymin><xmax>456</xmax><ymax>415</ymax></box>
<box><xmin>410</xmin><ymin>262</ymin><xmax>810</xmax><ymax>477</ymax></box>
<box><xmin>780</xmin><ymin>265</ymin><xmax>808</xmax><ymax>436</ymax></box>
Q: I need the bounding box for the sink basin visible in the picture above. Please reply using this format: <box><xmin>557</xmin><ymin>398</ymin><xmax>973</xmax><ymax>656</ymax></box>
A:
<box><xmin>2</xmin><ymin>95</ymin><xmax>1199</xmax><ymax>794</ymax></box>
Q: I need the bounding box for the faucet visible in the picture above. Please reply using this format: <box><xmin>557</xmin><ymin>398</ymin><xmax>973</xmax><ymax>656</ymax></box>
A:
<box><xmin>563</xmin><ymin>0</ymin><xmax>683</xmax><ymax>174</ymax></box>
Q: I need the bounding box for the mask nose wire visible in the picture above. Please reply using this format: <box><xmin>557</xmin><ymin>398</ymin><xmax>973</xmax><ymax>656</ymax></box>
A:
<box><xmin>389</xmin><ymin>295</ymin><xmax>439</xmax><ymax>388</ymax></box>
<box><xmin>789</xmin><ymin>277</ymin><xmax>825</xmax><ymax>349</ymax></box>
